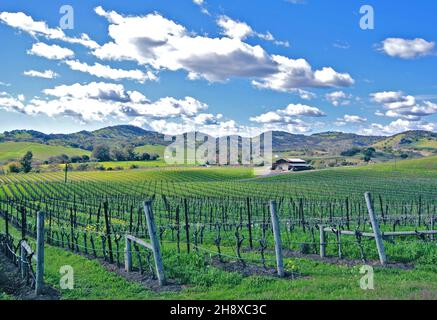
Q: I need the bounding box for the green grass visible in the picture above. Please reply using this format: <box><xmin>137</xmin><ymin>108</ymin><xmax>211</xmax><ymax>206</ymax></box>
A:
<box><xmin>413</xmin><ymin>139</ymin><xmax>437</xmax><ymax>150</ymax></box>
<box><xmin>348</xmin><ymin>155</ymin><xmax>437</xmax><ymax>175</ymax></box>
<box><xmin>0</xmin><ymin>292</ymin><xmax>12</xmax><ymax>300</ymax></box>
<box><xmin>0</xmin><ymin>142</ymin><xmax>91</xmax><ymax>164</ymax></box>
<box><xmin>4</xmin><ymin>221</ymin><xmax>437</xmax><ymax>300</ymax></box>
<box><xmin>98</xmin><ymin>160</ymin><xmax>167</xmax><ymax>169</ymax></box>
<box><xmin>134</xmin><ymin>144</ymin><xmax>166</xmax><ymax>158</ymax></box>
<box><xmin>4</xmin><ymin>214</ymin><xmax>437</xmax><ymax>300</ymax></box>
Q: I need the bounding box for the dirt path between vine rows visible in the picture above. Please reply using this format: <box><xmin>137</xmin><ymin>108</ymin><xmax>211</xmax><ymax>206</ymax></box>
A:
<box><xmin>0</xmin><ymin>252</ymin><xmax>59</xmax><ymax>300</ymax></box>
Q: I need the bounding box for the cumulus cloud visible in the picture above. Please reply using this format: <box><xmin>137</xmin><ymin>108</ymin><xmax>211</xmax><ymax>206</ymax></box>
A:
<box><xmin>1</xmin><ymin>82</ymin><xmax>210</xmax><ymax>123</ymax></box>
<box><xmin>295</xmin><ymin>89</ymin><xmax>316</xmax><ymax>100</ymax></box>
<box><xmin>64</xmin><ymin>60</ymin><xmax>156</xmax><ymax>83</ymax></box>
<box><xmin>360</xmin><ymin>119</ymin><xmax>437</xmax><ymax>136</ymax></box>
<box><xmin>130</xmin><ymin>116</ymin><xmax>263</xmax><ymax>137</ymax></box>
<box><xmin>371</xmin><ymin>91</ymin><xmax>437</xmax><ymax>121</ymax></box>
<box><xmin>217</xmin><ymin>15</ymin><xmax>289</xmax><ymax>47</ymax></box>
<box><xmin>252</xmin><ymin>55</ymin><xmax>354</xmax><ymax>92</ymax></box>
<box><xmin>250</xmin><ymin>103</ymin><xmax>325</xmax><ymax>125</ymax></box>
<box><xmin>0</xmin><ymin>11</ymin><xmax>99</xmax><ymax>49</ymax></box>
<box><xmin>326</xmin><ymin>91</ymin><xmax>351</xmax><ymax>106</ymax></box>
<box><xmin>379</xmin><ymin>38</ymin><xmax>435</xmax><ymax>59</ymax></box>
<box><xmin>23</xmin><ymin>69</ymin><xmax>59</xmax><ymax>79</ymax></box>
<box><xmin>217</xmin><ymin>16</ymin><xmax>253</xmax><ymax>40</ymax></box>
<box><xmin>27</xmin><ymin>42</ymin><xmax>74</xmax><ymax>60</ymax></box>
<box><xmin>193</xmin><ymin>113</ymin><xmax>223</xmax><ymax>125</ymax></box>
<box><xmin>0</xmin><ymin>92</ymin><xmax>25</xmax><ymax>113</ymax></box>
<box><xmin>93</xmin><ymin>7</ymin><xmax>352</xmax><ymax>90</ymax></box>
<box><xmin>335</xmin><ymin>114</ymin><xmax>367</xmax><ymax>126</ymax></box>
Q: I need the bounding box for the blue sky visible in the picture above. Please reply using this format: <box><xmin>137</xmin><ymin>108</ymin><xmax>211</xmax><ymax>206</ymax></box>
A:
<box><xmin>0</xmin><ymin>0</ymin><xmax>436</xmax><ymax>136</ymax></box>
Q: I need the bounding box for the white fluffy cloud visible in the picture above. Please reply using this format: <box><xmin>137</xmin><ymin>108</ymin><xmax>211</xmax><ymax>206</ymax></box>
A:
<box><xmin>2</xmin><ymin>82</ymin><xmax>210</xmax><ymax>123</ymax></box>
<box><xmin>379</xmin><ymin>38</ymin><xmax>435</xmax><ymax>59</ymax></box>
<box><xmin>217</xmin><ymin>15</ymin><xmax>289</xmax><ymax>47</ymax></box>
<box><xmin>0</xmin><ymin>11</ymin><xmax>99</xmax><ymax>49</ymax></box>
<box><xmin>371</xmin><ymin>91</ymin><xmax>437</xmax><ymax>121</ymax></box>
<box><xmin>252</xmin><ymin>55</ymin><xmax>354</xmax><ymax>92</ymax></box>
<box><xmin>336</xmin><ymin>114</ymin><xmax>367</xmax><ymax>126</ymax></box>
<box><xmin>0</xmin><ymin>92</ymin><xmax>25</xmax><ymax>113</ymax></box>
<box><xmin>23</xmin><ymin>69</ymin><xmax>59</xmax><ymax>79</ymax></box>
<box><xmin>360</xmin><ymin>119</ymin><xmax>437</xmax><ymax>136</ymax></box>
<box><xmin>217</xmin><ymin>16</ymin><xmax>253</xmax><ymax>40</ymax></box>
<box><xmin>326</xmin><ymin>91</ymin><xmax>351</xmax><ymax>106</ymax></box>
<box><xmin>250</xmin><ymin>103</ymin><xmax>325</xmax><ymax>124</ymax></box>
<box><xmin>93</xmin><ymin>7</ymin><xmax>352</xmax><ymax>90</ymax></box>
<box><xmin>27</xmin><ymin>42</ymin><xmax>74</xmax><ymax>60</ymax></box>
<box><xmin>130</xmin><ymin>116</ymin><xmax>263</xmax><ymax>137</ymax></box>
<box><xmin>64</xmin><ymin>60</ymin><xmax>156</xmax><ymax>83</ymax></box>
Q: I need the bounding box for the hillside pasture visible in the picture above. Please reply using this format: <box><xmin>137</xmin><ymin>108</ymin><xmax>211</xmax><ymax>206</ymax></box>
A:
<box><xmin>0</xmin><ymin>142</ymin><xmax>91</xmax><ymax>164</ymax></box>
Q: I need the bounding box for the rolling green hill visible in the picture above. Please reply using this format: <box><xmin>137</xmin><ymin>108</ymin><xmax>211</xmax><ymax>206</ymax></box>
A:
<box><xmin>373</xmin><ymin>131</ymin><xmax>437</xmax><ymax>153</ymax></box>
<box><xmin>2</xmin><ymin>125</ymin><xmax>437</xmax><ymax>164</ymax></box>
<box><xmin>1</xmin><ymin>125</ymin><xmax>168</xmax><ymax>151</ymax></box>
<box><xmin>0</xmin><ymin>142</ymin><xmax>91</xmax><ymax>164</ymax></box>
<box><xmin>134</xmin><ymin>144</ymin><xmax>166</xmax><ymax>158</ymax></box>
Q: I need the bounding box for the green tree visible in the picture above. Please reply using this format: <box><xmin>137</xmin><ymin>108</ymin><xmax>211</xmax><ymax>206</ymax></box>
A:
<box><xmin>20</xmin><ymin>151</ymin><xmax>33</xmax><ymax>173</ymax></box>
<box><xmin>92</xmin><ymin>144</ymin><xmax>111</xmax><ymax>162</ymax></box>
<box><xmin>124</xmin><ymin>145</ymin><xmax>137</xmax><ymax>161</ymax></box>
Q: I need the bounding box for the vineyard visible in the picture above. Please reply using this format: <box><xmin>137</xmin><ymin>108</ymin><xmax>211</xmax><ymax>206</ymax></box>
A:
<box><xmin>2</xmin><ymin>157</ymin><xmax>437</xmax><ymax>300</ymax></box>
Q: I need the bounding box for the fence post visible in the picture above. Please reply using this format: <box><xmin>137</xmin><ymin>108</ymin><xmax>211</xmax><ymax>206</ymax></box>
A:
<box><xmin>319</xmin><ymin>225</ymin><xmax>326</xmax><ymax>258</ymax></box>
<box><xmin>183</xmin><ymin>199</ymin><xmax>190</xmax><ymax>254</ymax></box>
<box><xmin>20</xmin><ymin>242</ymin><xmax>27</xmax><ymax>279</ymax></box>
<box><xmin>143</xmin><ymin>201</ymin><xmax>166</xmax><ymax>286</ymax></box>
<box><xmin>125</xmin><ymin>236</ymin><xmax>132</xmax><ymax>272</ymax></box>
<box><xmin>21</xmin><ymin>207</ymin><xmax>26</xmax><ymax>240</ymax></box>
<box><xmin>103</xmin><ymin>202</ymin><xmax>114</xmax><ymax>264</ymax></box>
<box><xmin>246</xmin><ymin>197</ymin><xmax>253</xmax><ymax>250</ymax></box>
<box><xmin>35</xmin><ymin>211</ymin><xmax>45</xmax><ymax>295</ymax></box>
<box><xmin>5</xmin><ymin>207</ymin><xmax>9</xmax><ymax>238</ymax></box>
<box><xmin>365</xmin><ymin>192</ymin><xmax>387</xmax><ymax>265</ymax></box>
<box><xmin>269</xmin><ymin>200</ymin><xmax>284</xmax><ymax>278</ymax></box>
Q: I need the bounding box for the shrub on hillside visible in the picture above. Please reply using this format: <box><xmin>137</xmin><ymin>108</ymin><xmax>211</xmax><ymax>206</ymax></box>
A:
<box><xmin>340</xmin><ymin>147</ymin><xmax>361</xmax><ymax>157</ymax></box>
<box><xmin>76</xmin><ymin>163</ymin><xmax>90</xmax><ymax>171</ymax></box>
<box><xmin>47</xmin><ymin>154</ymin><xmax>70</xmax><ymax>164</ymax></box>
<box><xmin>7</xmin><ymin>162</ymin><xmax>21</xmax><ymax>173</ymax></box>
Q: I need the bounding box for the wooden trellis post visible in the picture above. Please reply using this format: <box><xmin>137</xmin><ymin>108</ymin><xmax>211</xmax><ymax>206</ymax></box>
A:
<box><xmin>143</xmin><ymin>201</ymin><xmax>166</xmax><ymax>286</ymax></box>
<box><xmin>269</xmin><ymin>200</ymin><xmax>284</xmax><ymax>278</ymax></box>
<box><xmin>365</xmin><ymin>192</ymin><xmax>387</xmax><ymax>265</ymax></box>
<box><xmin>35</xmin><ymin>211</ymin><xmax>45</xmax><ymax>295</ymax></box>
<box><xmin>124</xmin><ymin>236</ymin><xmax>132</xmax><ymax>272</ymax></box>
<box><xmin>319</xmin><ymin>225</ymin><xmax>326</xmax><ymax>258</ymax></box>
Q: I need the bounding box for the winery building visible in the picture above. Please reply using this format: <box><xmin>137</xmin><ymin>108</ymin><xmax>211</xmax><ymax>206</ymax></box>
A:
<box><xmin>272</xmin><ymin>158</ymin><xmax>311</xmax><ymax>172</ymax></box>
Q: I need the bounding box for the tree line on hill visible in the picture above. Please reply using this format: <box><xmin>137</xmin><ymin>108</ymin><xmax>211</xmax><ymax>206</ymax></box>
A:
<box><xmin>91</xmin><ymin>144</ymin><xmax>159</xmax><ymax>162</ymax></box>
<box><xmin>3</xmin><ymin>144</ymin><xmax>160</xmax><ymax>174</ymax></box>
<box><xmin>340</xmin><ymin>147</ymin><xmax>409</xmax><ymax>162</ymax></box>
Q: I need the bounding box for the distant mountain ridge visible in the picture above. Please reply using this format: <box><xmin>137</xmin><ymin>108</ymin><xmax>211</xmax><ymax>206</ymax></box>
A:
<box><xmin>0</xmin><ymin>125</ymin><xmax>167</xmax><ymax>151</ymax></box>
<box><xmin>1</xmin><ymin>125</ymin><xmax>436</xmax><ymax>155</ymax></box>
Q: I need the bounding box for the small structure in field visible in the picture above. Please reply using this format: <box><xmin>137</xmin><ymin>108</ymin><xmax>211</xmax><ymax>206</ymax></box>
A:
<box><xmin>272</xmin><ymin>158</ymin><xmax>311</xmax><ymax>172</ymax></box>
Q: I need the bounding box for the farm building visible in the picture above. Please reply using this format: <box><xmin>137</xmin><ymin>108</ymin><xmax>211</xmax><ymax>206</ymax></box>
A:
<box><xmin>272</xmin><ymin>158</ymin><xmax>312</xmax><ymax>172</ymax></box>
